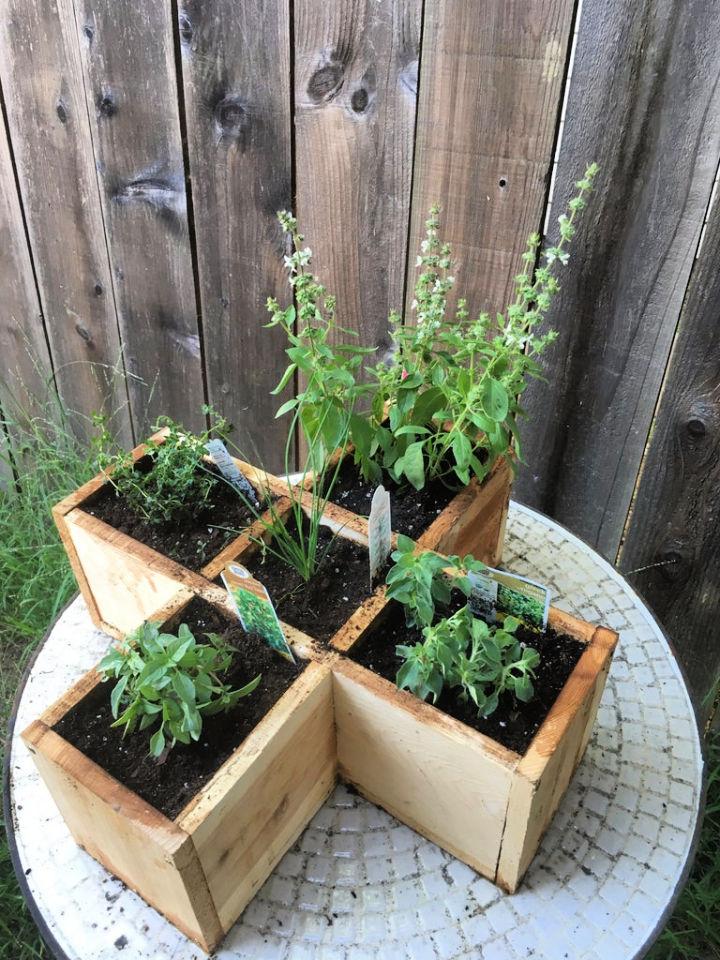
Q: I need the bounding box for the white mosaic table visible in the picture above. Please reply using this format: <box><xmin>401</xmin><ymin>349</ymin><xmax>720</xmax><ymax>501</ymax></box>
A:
<box><xmin>5</xmin><ymin>502</ymin><xmax>704</xmax><ymax>960</ymax></box>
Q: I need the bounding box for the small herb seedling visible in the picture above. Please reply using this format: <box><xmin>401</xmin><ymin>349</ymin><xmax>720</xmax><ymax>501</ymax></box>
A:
<box><xmin>95</xmin><ymin>410</ymin><xmax>232</xmax><ymax>526</ymax></box>
<box><xmin>99</xmin><ymin>621</ymin><xmax>261</xmax><ymax>758</ymax></box>
<box><xmin>386</xmin><ymin>544</ymin><xmax>540</xmax><ymax>718</ymax></box>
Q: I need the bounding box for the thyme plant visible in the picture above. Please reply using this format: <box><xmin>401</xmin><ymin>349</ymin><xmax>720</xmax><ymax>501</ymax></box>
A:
<box><xmin>99</xmin><ymin>621</ymin><xmax>261</xmax><ymax>757</ymax></box>
<box><xmin>94</xmin><ymin>410</ymin><xmax>230</xmax><ymax>525</ymax></box>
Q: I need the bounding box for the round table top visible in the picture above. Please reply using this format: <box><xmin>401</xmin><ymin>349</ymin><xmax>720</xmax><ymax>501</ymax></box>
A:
<box><xmin>5</xmin><ymin>501</ymin><xmax>704</xmax><ymax>960</ymax></box>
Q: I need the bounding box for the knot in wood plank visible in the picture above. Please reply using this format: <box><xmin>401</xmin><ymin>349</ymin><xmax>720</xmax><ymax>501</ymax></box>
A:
<box><xmin>307</xmin><ymin>61</ymin><xmax>344</xmax><ymax>104</ymax></box>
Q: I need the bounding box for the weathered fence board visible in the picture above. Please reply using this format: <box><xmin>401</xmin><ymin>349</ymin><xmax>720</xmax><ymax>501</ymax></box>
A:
<box><xmin>177</xmin><ymin>0</ymin><xmax>291</xmax><ymax>470</ymax></box>
<box><xmin>0</xmin><ymin>98</ymin><xmax>51</xmax><ymax>419</ymax></box>
<box><xmin>618</xmin><ymin>186</ymin><xmax>720</xmax><ymax>723</ymax></box>
<box><xmin>72</xmin><ymin>0</ymin><xmax>205</xmax><ymax>436</ymax></box>
<box><xmin>515</xmin><ymin>0</ymin><xmax>720</xmax><ymax>562</ymax></box>
<box><xmin>294</xmin><ymin>0</ymin><xmax>421</xmax><ymax>351</ymax></box>
<box><xmin>0</xmin><ymin>0</ymin><xmax>131</xmax><ymax>445</ymax></box>
<box><xmin>408</xmin><ymin>0</ymin><xmax>576</xmax><ymax>317</ymax></box>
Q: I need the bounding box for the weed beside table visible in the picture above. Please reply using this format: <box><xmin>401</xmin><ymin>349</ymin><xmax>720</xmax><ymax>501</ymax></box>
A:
<box><xmin>5</xmin><ymin>503</ymin><xmax>703</xmax><ymax>960</ymax></box>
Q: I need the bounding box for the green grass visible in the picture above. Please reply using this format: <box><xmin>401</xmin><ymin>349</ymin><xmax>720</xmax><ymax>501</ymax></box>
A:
<box><xmin>0</xmin><ymin>399</ymin><xmax>96</xmax><ymax>959</ymax></box>
<box><xmin>647</xmin><ymin>729</ymin><xmax>720</xmax><ymax>960</ymax></box>
<box><xmin>0</xmin><ymin>396</ymin><xmax>718</xmax><ymax>958</ymax></box>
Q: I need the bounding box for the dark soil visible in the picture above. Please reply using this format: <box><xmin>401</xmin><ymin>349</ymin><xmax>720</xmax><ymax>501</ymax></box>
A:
<box><xmin>54</xmin><ymin>597</ymin><xmax>304</xmax><ymax>819</ymax></box>
<box><xmin>325</xmin><ymin>456</ymin><xmax>461</xmax><ymax>538</ymax></box>
<box><xmin>84</xmin><ymin>458</ymin><xmax>269</xmax><ymax>572</ymax></box>
<box><xmin>241</xmin><ymin>520</ymin><xmax>387</xmax><ymax>645</ymax></box>
<box><xmin>349</xmin><ymin>597</ymin><xmax>585</xmax><ymax>755</ymax></box>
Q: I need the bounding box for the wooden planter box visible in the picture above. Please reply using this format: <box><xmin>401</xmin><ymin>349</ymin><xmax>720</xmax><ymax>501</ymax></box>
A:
<box><xmin>330</xmin><ymin>588</ymin><xmax>618</xmax><ymax>892</ymax></box>
<box><xmin>21</xmin><ymin>585</ymin><xmax>335</xmax><ymax>952</ymax></box>
<box><xmin>53</xmin><ymin>428</ymin><xmax>292</xmax><ymax>636</ymax></box>
<box><xmin>301</xmin><ymin>448</ymin><xmax>513</xmax><ymax>567</ymax></box>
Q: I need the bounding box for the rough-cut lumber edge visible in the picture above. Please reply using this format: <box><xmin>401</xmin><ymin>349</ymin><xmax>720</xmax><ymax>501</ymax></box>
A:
<box><xmin>22</xmin><ymin>718</ymin><xmax>222</xmax><ymax>951</ymax></box>
<box><xmin>52</xmin><ymin>429</ymin><xmax>285</xmax><ymax>635</ymax></box>
<box><xmin>21</xmin><ymin>585</ymin><xmax>332</xmax><ymax>951</ymax></box>
<box><xmin>300</xmin><ymin>445</ymin><xmax>513</xmax><ymax>565</ymax></box>
<box><xmin>330</xmin><ymin>568</ymin><xmax>617</xmax><ymax>888</ymax></box>
<box><xmin>420</xmin><ymin>456</ymin><xmax>513</xmax><ymax>566</ymax></box>
<box><xmin>176</xmin><ymin>662</ymin><xmax>335</xmax><ymax>930</ymax></box>
<box><xmin>495</xmin><ymin>623</ymin><xmax>618</xmax><ymax>892</ymax></box>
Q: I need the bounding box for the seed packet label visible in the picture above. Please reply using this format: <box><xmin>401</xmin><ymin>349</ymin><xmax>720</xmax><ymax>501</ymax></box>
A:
<box><xmin>221</xmin><ymin>562</ymin><xmax>295</xmax><ymax>663</ymax></box>
<box><xmin>468</xmin><ymin>567</ymin><xmax>550</xmax><ymax>630</ymax></box>
<box><xmin>368</xmin><ymin>485</ymin><xmax>392</xmax><ymax>584</ymax></box>
<box><xmin>205</xmin><ymin>439</ymin><xmax>260</xmax><ymax>508</ymax></box>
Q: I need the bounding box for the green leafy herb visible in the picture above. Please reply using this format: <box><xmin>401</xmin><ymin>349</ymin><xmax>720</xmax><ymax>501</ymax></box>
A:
<box><xmin>396</xmin><ymin>607</ymin><xmax>540</xmax><ymax>718</ymax></box>
<box><xmin>94</xmin><ymin>409</ymin><xmax>232</xmax><ymax>525</ymax></box>
<box><xmin>385</xmin><ymin>534</ymin><xmax>487</xmax><ymax>627</ymax></box>
<box><xmin>99</xmin><ymin>621</ymin><xmax>260</xmax><ymax>757</ymax></box>
<box><xmin>267</xmin><ymin>212</ymin><xmax>376</xmax><ymax>469</ymax></box>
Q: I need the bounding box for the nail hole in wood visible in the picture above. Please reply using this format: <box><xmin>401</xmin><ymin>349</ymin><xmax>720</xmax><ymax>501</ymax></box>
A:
<box><xmin>351</xmin><ymin>88</ymin><xmax>369</xmax><ymax>113</ymax></box>
<box><xmin>686</xmin><ymin>418</ymin><xmax>706</xmax><ymax>438</ymax></box>
<box><xmin>94</xmin><ymin>283</ymin><xmax>103</xmax><ymax>297</ymax></box>
<box><xmin>179</xmin><ymin>14</ymin><xmax>193</xmax><ymax>45</ymax></box>
<box><xmin>499</xmin><ymin>177</ymin><xmax>508</xmax><ymax>189</ymax></box>
<box><xmin>97</xmin><ymin>93</ymin><xmax>116</xmax><ymax>118</ymax></box>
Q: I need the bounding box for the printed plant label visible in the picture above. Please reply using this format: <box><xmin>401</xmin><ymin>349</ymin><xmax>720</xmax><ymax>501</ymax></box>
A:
<box><xmin>205</xmin><ymin>439</ymin><xmax>260</xmax><ymax>508</ymax></box>
<box><xmin>368</xmin><ymin>485</ymin><xmax>392</xmax><ymax>584</ymax></box>
<box><xmin>468</xmin><ymin>567</ymin><xmax>550</xmax><ymax>630</ymax></box>
<box><xmin>221</xmin><ymin>562</ymin><xmax>295</xmax><ymax>663</ymax></box>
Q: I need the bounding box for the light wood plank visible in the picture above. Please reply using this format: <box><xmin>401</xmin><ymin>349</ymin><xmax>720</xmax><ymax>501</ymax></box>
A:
<box><xmin>515</xmin><ymin>0</ymin><xmax>720</xmax><ymax>559</ymax></box>
<box><xmin>618</xmin><ymin>179</ymin><xmax>720</xmax><ymax>721</ymax></box>
<box><xmin>177</xmin><ymin>0</ymin><xmax>292</xmax><ymax>470</ymax></box>
<box><xmin>0</xmin><ymin>0</ymin><xmax>131</xmax><ymax>443</ymax></box>
<box><xmin>408</xmin><ymin>0</ymin><xmax>575</xmax><ymax>316</ymax></box>
<box><xmin>295</xmin><ymin>0</ymin><xmax>421</xmax><ymax>351</ymax></box>
<box><xmin>72</xmin><ymin>0</ymin><xmax>205</xmax><ymax>434</ymax></box>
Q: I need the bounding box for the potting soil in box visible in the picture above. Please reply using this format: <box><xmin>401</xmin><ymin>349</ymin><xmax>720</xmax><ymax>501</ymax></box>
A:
<box><xmin>54</xmin><ymin>596</ymin><xmax>306</xmax><ymax>819</ymax></box>
<box><xmin>84</xmin><ymin>459</ymin><xmax>271</xmax><ymax>572</ymax></box>
<box><xmin>349</xmin><ymin>597</ymin><xmax>585</xmax><ymax>754</ymax></box>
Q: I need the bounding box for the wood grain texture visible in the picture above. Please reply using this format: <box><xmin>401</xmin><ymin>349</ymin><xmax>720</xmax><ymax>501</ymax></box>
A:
<box><xmin>178</xmin><ymin>663</ymin><xmax>335</xmax><ymax>931</ymax></box>
<box><xmin>0</xmin><ymin>105</ymin><xmax>52</xmax><ymax>422</ymax></box>
<box><xmin>72</xmin><ymin>0</ymin><xmax>205</xmax><ymax>435</ymax></box>
<box><xmin>0</xmin><ymin>0</ymin><xmax>131</xmax><ymax>444</ymax></box>
<box><xmin>515</xmin><ymin>0</ymin><xmax>720</xmax><ymax>560</ymax></box>
<box><xmin>618</xmin><ymin>186</ymin><xmax>720</xmax><ymax>720</ymax></box>
<box><xmin>408</xmin><ymin>0</ymin><xmax>575</xmax><ymax>317</ymax></box>
<box><xmin>294</xmin><ymin>0</ymin><xmax>421</xmax><ymax>351</ymax></box>
<box><xmin>333</xmin><ymin>658</ymin><xmax>515</xmax><ymax>880</ymax></box>
<box><xmin>177</xmin><ymin>0</ymin><xmax>291</xmax><ymax>470</ymax></box>
<box><xmin>23</xmin><ymin>723</ymin><xmax>222</xmax><ymax>951</ymax></box>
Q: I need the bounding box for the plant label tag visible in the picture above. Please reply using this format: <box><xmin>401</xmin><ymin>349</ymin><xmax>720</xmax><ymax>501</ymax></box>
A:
<box><xmin>468</xmin><ymin>567</ymin><xmax>550</xmax><ymax>630</ymax></box>
<box><xmin>205</xmin><ymin>439</ymin><xmax>260</xmax><ymax>509</ymax></box>
<box><xmin>368</xmin><ymin>485</ymin><xmax>392</xmax><ymax>584</ymax></box>
<box><xmin>221</xmin><ymin>562</ymin><xmax>295</xmax><ymax>663</ymax></box>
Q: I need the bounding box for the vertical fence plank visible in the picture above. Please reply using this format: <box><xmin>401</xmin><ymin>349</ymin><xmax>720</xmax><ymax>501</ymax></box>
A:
<box><xmin>515</xmin><ymin>0</ymin><xmax>720</xmax><ymax>561</ymax></box>
<box><xmin>408</xmin><ymin>0</ymin><xmax>576</xmax><ymax>316</ymax></box>
<box><xmin>294</xmin><ymin>0</ymin><xmax>421</xmax><ymax>352</ymax></box>
<box><xmin>618</xmin><ymin>191</ymin><xmax>720</xmax><ymax>721</ymax></box>
<box><xmin>177</xmin><ymin>0</ymin><xmax>291</xmax><ymax>470</ymax></box>
<box><xmin>72</xmin><ymin>0</ymin><xmax>206</xmax><ymax>435</ymax></box>
<box><xmin>0</xmin><ymin>99</ymin><xmax>52</xmax><ymax>416</ymax></box>
<box><xmin>0</xmin><ymin>0</ymin><xmax>131</xmax><ymax>444</ymax></box>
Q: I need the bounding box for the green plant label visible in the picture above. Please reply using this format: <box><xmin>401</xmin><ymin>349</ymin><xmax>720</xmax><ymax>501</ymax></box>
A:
<box><xmin>205</xmin><ymin>439</ymin><xmax>260</xmax><ymax>508</ymax></box>
<box><xmin>468</xmin><ymin>567</ymin><xmax>550</xmax><ymax>630</ymax></box>
<box><xmin>368</xmin><ymin>485</ymin><xmax>392</xmax><ymax>584</ymax></box>
<box><xmin>221</xmin><ymin>562</ymin><xmax>295</xmax><ymax>663</ymax></box>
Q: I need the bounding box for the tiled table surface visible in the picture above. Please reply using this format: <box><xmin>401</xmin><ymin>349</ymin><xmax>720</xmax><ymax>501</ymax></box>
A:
<box><xmin>6</xmin><ymin>502</ymin><xmax>704</xmax><ymax>960</ymax></box>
